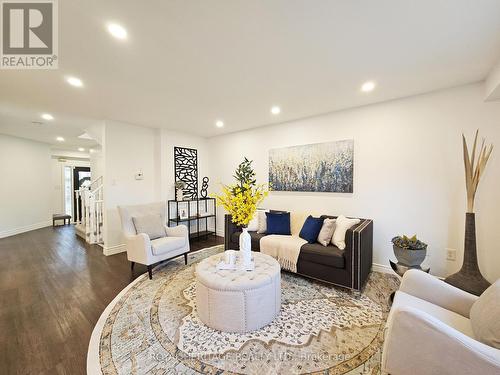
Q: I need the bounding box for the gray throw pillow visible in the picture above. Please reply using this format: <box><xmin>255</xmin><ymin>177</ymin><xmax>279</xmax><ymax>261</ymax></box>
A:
<box><xmin>317</xmin><ymin>218</ymin><xmax>336</xmax><ymax>246</ymax></box>
<box><xmin>470</xmin><ymin>279</ymin><xmax>500</xmax><ymax>349</ymax></box>
<box><xmin>132</xmin><ymin>214</ymin><xmax>166</xmax><ymax>240</ymax></box>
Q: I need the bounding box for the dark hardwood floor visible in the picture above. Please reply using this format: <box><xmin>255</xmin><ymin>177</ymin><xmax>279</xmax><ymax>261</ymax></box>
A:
<box><xmin>0</xmin><ymin>225</ymin><xmax>223</xmax><ymax>375</ymax></box>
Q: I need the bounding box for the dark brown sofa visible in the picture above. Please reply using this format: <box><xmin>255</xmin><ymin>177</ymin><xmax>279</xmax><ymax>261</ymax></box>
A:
<box><xmin>225</xmin><ymin>214</ymin><xmax>373</xmax><ymax>291</ymax></box>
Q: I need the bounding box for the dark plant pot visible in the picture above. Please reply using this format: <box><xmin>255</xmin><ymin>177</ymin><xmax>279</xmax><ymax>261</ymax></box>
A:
<box><xmin>445</xmin><ymin>213</ymin><xmax>490</xmax><ymax>296</ymax></box>
<box><xmin>393</xmin><ymin>245</ymin><xmax>426</xmax><ymax>267</ymax></box>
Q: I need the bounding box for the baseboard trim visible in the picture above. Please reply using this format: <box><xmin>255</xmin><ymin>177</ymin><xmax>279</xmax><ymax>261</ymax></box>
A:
<box><xmin>103</xmin><ymin>244</ymin><xmax>126</xmax><ymax>256</ymax></box>
<box><xmin>371</xmin><ymin>262</ymin><xmax>393</xmax><ymax>274</ymax></box>
<box><xmin>0</xmin><ymin>220</ymin><xmax>53</xmax><ymax>239</ymax></box>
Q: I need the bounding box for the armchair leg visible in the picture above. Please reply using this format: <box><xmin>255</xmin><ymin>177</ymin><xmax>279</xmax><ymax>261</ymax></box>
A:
<box><xmin>130</xmin><ymin>261</ymin><xmax>135</xmax><ymax>271</ymax></box>
<box><xmin>147</xmin><ymin>265</ymin><xmax>152</xmax><ymax>280</ymax></box>
<box><xmin>184</xmin><ymin>253</ymin><xmax>188</xmax><ymax>265</ymax></box>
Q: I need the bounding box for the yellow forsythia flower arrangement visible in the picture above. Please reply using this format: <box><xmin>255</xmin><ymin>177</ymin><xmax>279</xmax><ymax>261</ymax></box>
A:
<box><xmin>214</xmin><ymin>158</ymin><xmax>269</xmax><ymax>227</ymax></box>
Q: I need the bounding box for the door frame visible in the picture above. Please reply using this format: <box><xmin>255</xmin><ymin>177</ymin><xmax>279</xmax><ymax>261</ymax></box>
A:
<box><xmin>73</xmin><ymin>167</ymin><xmax>91</xmax><ymax>221</ymax></box>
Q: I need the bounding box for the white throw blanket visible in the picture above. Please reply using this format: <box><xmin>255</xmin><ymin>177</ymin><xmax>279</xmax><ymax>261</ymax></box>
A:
<box><xmin>260</xmin><ymin>235</ymin><xmax>307</xmax><ymax>273</ymax></box>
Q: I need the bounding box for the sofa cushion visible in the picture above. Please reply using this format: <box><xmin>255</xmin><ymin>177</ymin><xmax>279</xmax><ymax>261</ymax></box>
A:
<box><xmin>299</xmin><ymin>216</ymin><xmax>324</xmax><ymax>243</ymax></box>
<box><xmin>299</xmin><ymin>243</ymin><xmax>345</xmax><ymax>269</ymax></box>
<box><xmin>132</xmin><ymin>214</ymin><xmax>166</xmax><ymax>240</ymax></box>
<box><xmin>290</xmin><ymin>211</ymin><xmax>309</xmax><ymax>236</ymax></box>
<box><xmin>266</xmin><ymin>212</ymin><xmax>291</xmax><ymax>235</ymax></box>
<box><xmin>331</xmin><ymin>215</ymin><xmax>360</xmax><ymax>250</ymax></box>
<box><xmin>317</xmin><ymin>218</ymin><xmax>336</xmax><ymax>246</ymax></box>
<box><xmin>247</xmin><ymin>212</ymin><xmax>259</xmax><ymax>231</ymax></box>
<box><xmin>470</xmin><ymin>279</ymin><xmax>500</xmax><ymax>348</ymax></box>
<box><xmin>256</xmin><ymin>209</ymin><xmax>269</xmax><ymax>234</ymax></box>
<box><xmin>231</xmin><ymin>231</ymin><xmax>266</xmax><ymax>250</ymax></box>
<box><xmin>151</xmin><ymin>236</ymin><xmax>186</xmax><ymax>256</ymax></box>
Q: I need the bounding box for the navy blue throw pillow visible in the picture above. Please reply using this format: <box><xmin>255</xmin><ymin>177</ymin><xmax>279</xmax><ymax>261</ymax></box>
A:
<box><xmin>266</xmin><ymin>212</ymin><xmax>291</xmax><ymax>235</ymax></box>
<box><xmin>299</xmin><ymin>216</ymin><xmax>324</xmax><ymax>243</ymax></box>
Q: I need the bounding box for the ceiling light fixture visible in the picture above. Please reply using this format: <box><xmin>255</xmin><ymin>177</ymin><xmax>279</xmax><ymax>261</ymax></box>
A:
<box><xmin>361</xmin><ymin>81</ymin><xmax>376</xmax><ymax>92</ymax></box>
<box><xmin>107</xmin><ymin>23</ymin><xmax>127</xmax><ymax>40</ymax></box>
<box><xmin>66</xmin><ymin>76</ymin><xmax>83</xmax><ymax>87</ymax></box>
<box><xmin>41</xmin><ymin>113</ymin><xmax>54</xmax><ymax>121</ymax></box>
<box><xmin>271</xmin><ymin>106</ymin><xmax>281</xmax><ymax>115</ymax></box>
<box><xmin>215</xmin><ymin>120</ymin><xmax>224</xmax><ymax>128</ymax></box>
<box><xmin>78</xmin><ymin>147</ymin><xmax>85</xmax><ymax>152</ymax></box>
<box><xmin>56</xmin><ymin>136</ymin><xmax>65</xmax><ymax>142</ymax></box>
<box><xmin>89</xmin><ymin>149</ymin><xmax>95</xmax><ymax>153</ymax></box>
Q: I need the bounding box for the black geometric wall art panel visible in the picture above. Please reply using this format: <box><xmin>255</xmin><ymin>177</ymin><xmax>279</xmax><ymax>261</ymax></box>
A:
<box><xmin>174</xmin><ymin>147</ymin><xmax>198</xmax><ymax>199</ymax></box>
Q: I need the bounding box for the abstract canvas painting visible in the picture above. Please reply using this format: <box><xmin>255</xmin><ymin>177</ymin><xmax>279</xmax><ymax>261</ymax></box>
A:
<box><xmin>269</xmin><ymin>140</ymin><xmax>354</xmax><ymax>193</ymax></box>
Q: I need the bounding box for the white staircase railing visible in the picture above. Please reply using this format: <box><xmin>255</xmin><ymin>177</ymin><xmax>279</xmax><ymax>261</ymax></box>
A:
<box><xmin>74</xmin><ymin>176</ymin><xmax>103</xmax><ymax>244</ymax></box>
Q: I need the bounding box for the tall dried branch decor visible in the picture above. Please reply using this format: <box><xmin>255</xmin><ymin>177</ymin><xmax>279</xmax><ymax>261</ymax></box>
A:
<box><xmin>463</xmin><ymin>130</ymin><xmax>493</xmax><ymax>213</ymax></box>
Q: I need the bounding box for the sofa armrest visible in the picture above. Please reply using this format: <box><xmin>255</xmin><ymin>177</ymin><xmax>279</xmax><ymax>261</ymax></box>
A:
<box><xmin>382</xmin><ymin>306</ymin><xmax>500</xmax><ymax>375</ymax></box>
<box><xmin>224</xmin><ymin>214</ymin><xmax>241</xmax><ymax>250</ymax></box>
<box><xmin>400</xmin><ymin>269</ymin><xmax>478</xmax><ymax>318</ymax></box>
<box><xmin>345</xmin><ymin>219</ymin><xmax>373</xmax><ymax>290</ymax></box>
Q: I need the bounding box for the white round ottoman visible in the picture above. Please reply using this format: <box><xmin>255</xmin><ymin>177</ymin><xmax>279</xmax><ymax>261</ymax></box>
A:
<box><xmin>195</xmin><ymin>251</ymin><xmax>281</xmax><ymax>333</ymax></box>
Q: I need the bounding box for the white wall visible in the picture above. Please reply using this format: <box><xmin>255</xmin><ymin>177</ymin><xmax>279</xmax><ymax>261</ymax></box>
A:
<box><xmin>90</xmin><ymin>147</ymin><xmax>104</xmax><ymax>181</ymax></box>
<box><xmin>88</xmin><ymin>122</ymin><xmax>105</xmax><ymax>180</ymax></box>
<box><xmin>159</xmin><ymin>129</ymin><xmax>212</xmax><ymax>234</ymax></box>
<box><xmin>101</xmin><ymin>123</ymin><xmax>212</xmax><ymax>254</ymax></box>
<box><xmin>485</xmin><ymin>57</ymin><xmax>500</xmax><ymax>101</ymax></box>
<box><xmin>208</xmin><ymin>83</ymin><xmax>500</xmax><ymax>281</ymax></box>
<box><xmin>102</xmin><ymin>120</ymin><xmax>160</xmax><ymax>253</ymax></box>
<box><xmin>159</xmin><ymin>129</ymin><xmax>210</xmax><ymax>201</ymax></box>
<box><xmin>0</xmin><ymin>135</ymin><xmax>52</xmax><ymax>237</ymax></box>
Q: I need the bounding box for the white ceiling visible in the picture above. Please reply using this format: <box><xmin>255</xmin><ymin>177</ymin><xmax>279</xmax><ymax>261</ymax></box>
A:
<box><xmin>1</xmin><ymin>0</ymin><xmax>500</xmax><ymax>143</ymax></box>
<box><xmin>0</xmin><ymin>104</ymin><xmax>100</xmax><ymax>150</ymax></box>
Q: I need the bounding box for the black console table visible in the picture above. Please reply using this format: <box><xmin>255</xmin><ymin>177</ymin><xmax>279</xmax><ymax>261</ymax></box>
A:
<box><xmin>167</xmin><ymin>198</ymin><xmax>217</xmax><ymax>241</ymax></box>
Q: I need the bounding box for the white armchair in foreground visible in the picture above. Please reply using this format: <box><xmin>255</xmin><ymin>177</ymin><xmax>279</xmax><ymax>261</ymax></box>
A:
<box><xmin>382</xmin><ymin>269</ymin><xmax>500</xmax><ymax>375</ymax></box>
<box><xmin>118</xmin><ymin>202</ymin><xmax>190</xmax><ymax>279</ymax></box>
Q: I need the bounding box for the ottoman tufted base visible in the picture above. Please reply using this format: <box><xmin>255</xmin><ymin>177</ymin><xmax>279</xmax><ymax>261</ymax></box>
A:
<box><xmin>195</xmin><ymin>252</ymin><xmax>281</xmax><ymax>333</ymax></box>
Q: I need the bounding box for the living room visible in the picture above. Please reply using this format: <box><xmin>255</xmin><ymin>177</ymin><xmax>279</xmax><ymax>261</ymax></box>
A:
<box><xmin>0</xmin><ymin>1</ymin><xmax>499</xmax><ymax>374</ymax></box>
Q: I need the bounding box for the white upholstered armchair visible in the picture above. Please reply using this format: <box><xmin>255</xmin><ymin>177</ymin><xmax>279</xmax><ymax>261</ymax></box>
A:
<box><xmin>117</xmin><ymin>202</ymin><xmax>190</xmax><ymax>279</ymax></box>
<box><xmin>382</xmin><ymin>269</ymin><xmax>500</xmax><ymax>375</ymax></box>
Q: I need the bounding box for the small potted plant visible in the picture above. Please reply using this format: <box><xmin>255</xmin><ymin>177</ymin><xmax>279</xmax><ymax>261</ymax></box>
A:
<box><xmin>391</xmin><ymin>234</ymin><xmax>428</xmax><ymax>267</ymax></box>
<box><xmin>175</xmin><ymin>181</ymin><xmax>185</xmax><ymax>201</ymax></box>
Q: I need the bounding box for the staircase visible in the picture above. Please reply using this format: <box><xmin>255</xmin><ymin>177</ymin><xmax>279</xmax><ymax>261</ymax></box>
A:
<box><xmin>74</xmin><ymin>176</ymin><xmax>104</xmax><ymax>244</ymax></box>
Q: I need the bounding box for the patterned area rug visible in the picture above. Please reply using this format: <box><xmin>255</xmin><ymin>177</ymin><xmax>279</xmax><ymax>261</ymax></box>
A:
<box><xmin>92</xmin><ymin>245</ymin><xmax>399</xmax><ymax>374</ymax></box>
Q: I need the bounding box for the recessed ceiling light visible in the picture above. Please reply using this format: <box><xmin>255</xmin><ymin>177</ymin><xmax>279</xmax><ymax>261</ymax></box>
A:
<box><xmin>56</xmin><ymin>136</ymin><xmax>65</xmax><ymax>142</ymax></box>
<box><xmin>215</xmin><ymin>120</ymin><xmax>224</xmax><ymax>128</ymax></box>
<box><xmin>78</xmin><ymin>147</ymin><xmax>85</xmax><ymax>152</ymax></box>
<box><xmin>361</xmin><ymin>81</ymin><xmax>376</xmax><ymax>92</ymax></box>
<box><xmin>107</xmin><ymin>23</ymin><xmax>127</xmax><ymax>40</ymax></box>
<box><xmin>41</xmin><ymin>113</ymin><xmax>53</xmax><ymax>121</ymax></box>
<box><xmin>89</xmin><ymin>149</ymin><xmax>95</xmax><ymax>153</ymax></box>
<box><xmin>66</xmin><ymin>76</ymin><xmax>83</xmax><ymax>87</ymax></box>
<box><xmin>271</xmin><ymin>106</ymin><xmax>281</xmax><ymax>115</ymax></box>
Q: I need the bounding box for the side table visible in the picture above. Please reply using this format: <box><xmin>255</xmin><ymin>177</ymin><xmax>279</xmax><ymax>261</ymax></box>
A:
<box><xmin>389</xmin><ymin>260</ymin><xmax>430</xmax><ymax>303</ymax></box>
